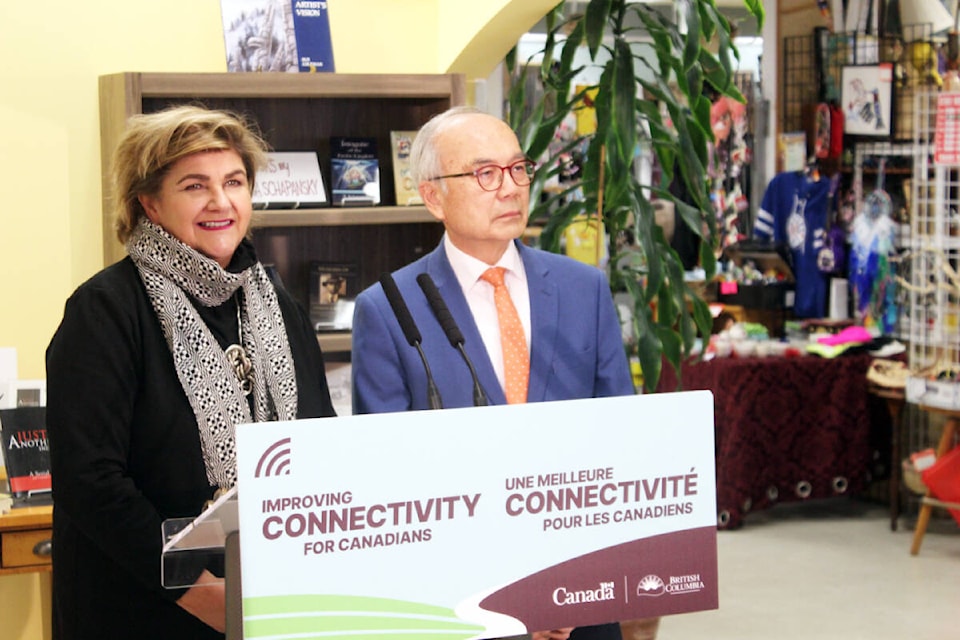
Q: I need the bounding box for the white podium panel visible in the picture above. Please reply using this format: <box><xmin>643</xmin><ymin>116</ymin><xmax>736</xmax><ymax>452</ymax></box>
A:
<box><xmin>236</xmin><ymin>392</ymin><xmax>716</xmax><ymax>638</ymax></box>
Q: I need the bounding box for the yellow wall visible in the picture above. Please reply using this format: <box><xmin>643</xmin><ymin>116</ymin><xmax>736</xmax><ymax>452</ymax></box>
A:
<box><xmin>0</xmin><ymin>1</ymin><xmax>554</xmax><ymax>638</ymax></box>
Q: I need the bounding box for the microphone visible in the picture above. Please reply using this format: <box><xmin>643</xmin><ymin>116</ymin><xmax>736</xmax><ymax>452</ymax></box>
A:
<box><xmin>416</xmin><ymin>273</ymin><xmax>489</xmax><ymax>407</ymax></box>
<box><xmin>379</xmin><ymin>273</ymin><xmax>443</xmax><ymax>410</ymax></box>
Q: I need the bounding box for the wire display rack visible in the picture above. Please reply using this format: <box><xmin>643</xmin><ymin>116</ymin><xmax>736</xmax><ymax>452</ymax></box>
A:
<box><xmin>903</xmin><ymin>91</ymin><xmax>960</xmax><ymax>404</ymax></box>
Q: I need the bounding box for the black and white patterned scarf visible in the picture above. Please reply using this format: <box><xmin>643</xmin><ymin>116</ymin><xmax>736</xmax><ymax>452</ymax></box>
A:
<box><xmin>127</xmin><ymin>219</ymin><xmax>298</xmax><ymax>488</ymax></box>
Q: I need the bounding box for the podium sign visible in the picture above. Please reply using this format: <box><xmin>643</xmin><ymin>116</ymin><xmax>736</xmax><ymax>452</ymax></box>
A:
<box><xmin>236</xmin><ymin>392</ymin><xmax>717</xmax><ymax>638</ymax></box>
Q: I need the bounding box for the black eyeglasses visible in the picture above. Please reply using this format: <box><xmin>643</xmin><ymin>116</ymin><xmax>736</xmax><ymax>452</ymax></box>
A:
<box><xmin>429</xmin><ymin>159</ymin><xmax>536</xmax><ymax>191</ymax></box>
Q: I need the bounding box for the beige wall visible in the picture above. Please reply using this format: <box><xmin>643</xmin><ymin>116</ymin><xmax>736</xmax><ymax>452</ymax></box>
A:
<box><xmin>0</xmin><ymin>1</ymin><xmax>554</xmax><ymax>638</ymax></box>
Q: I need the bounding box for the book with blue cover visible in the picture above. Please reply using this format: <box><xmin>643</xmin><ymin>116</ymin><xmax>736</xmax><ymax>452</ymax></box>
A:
<box><xmin>330</xmin><ymin>137</ymin><xmax>380</xmax><ymax>206</ymax></box>
<box><xmin>290</xmin><ymin>0</ymin><xmax>335</xmax><ymax>72</ymax></box>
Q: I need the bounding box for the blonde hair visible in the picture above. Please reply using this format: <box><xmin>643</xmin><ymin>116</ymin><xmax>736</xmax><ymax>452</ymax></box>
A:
<box><xmin>111</xmin><ymin>105</ymin><xmax>270</xmax><ymax>244</ymax></box>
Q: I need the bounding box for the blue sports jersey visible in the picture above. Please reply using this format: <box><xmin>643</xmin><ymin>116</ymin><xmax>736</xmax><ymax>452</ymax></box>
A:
<box><xmin>754</xmin><ymin>171</ymin><xmax>830</xmax><ymax>318</ymax></box>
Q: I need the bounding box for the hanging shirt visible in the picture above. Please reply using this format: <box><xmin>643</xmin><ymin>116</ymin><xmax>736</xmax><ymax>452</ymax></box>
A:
<box><xmin>754</xmin><ymin>171</ymin><xmax>831</xmax><ymax>318</ymax></box>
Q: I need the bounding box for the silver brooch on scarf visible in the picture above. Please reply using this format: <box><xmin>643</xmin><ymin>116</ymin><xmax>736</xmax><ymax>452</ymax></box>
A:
<box><xmin>227</xmin><ymin>294</ymin><xmax>253</xmax><ymax>396</ymax></box>
<box><xmin>225</xmin><ymin>344</ymin><xmax>253</xmax><ymax>396</ymax></box>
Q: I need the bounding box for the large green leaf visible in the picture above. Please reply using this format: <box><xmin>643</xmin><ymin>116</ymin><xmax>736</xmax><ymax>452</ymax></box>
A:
<box><xmin>680</xmin><ymin>0</ymin><xmax>701</xmax><ymax>71</ymax></box>
<box><xmin>585</xmin><ymin>0</ymin><xmax>612</xmax><ymax>58</ymax></box>
<box><xmin>610</xmin><ymin>38</ymin><xmax>637</xmax><ymax>166</ymax></box>
<box><xmin>744</xmin><ymin>0</ymin><xmax>765</xmax><ymax>28</ymax></box>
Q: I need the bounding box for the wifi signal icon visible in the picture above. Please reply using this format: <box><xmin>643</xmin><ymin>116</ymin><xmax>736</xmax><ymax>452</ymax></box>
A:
<box><xmin>255</xmin><ymin>437</ymin><xmax>292</xmax><ymax>478</ymax></box>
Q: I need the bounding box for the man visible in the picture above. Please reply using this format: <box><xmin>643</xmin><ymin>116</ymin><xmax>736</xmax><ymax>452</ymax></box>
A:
<box><xmin>351</xmin><ymin>106</ymin><xmax>657</xmax><ymax>640</ymax></box>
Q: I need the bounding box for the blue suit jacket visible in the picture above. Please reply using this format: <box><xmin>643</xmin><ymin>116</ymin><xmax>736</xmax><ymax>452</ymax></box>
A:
<box><xmin>352</xmin><ymin>240</ymin><xmax>634</xmax><ymax>413</ymax></box>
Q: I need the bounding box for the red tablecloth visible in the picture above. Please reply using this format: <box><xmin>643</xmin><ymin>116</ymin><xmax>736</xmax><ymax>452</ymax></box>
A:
<box><xmin>657</xmin><ymin>352</ymin><xmax>875</xmax><ymax>529</ymax></box>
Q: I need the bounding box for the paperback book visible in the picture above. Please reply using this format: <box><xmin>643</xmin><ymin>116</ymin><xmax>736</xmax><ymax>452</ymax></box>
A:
<box><xmin>390</xmin><ymin>130</ymin><xmax>423</xmax><ymax>205</ymax></box>
<box><xmin>330</xmin><ymin>137</ymin><xmax>380</xmax><ymax>206</ymax></box>
<box><xmin>289</xmin><ymin>0</ymin><xmax>335</xmax><ymax>72</ymax></box>
<box><xmin>0</xmin><ymin>407</ymin><xmax>51</xmax><ymax>500</ymax></box>
<box><xmin>308</xmin><ymin>262</ymin><xmax>359</xmax><ymax>332</ymax></box>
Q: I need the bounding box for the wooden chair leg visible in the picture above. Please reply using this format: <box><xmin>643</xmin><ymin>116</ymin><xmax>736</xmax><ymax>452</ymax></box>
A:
<box><xmin>911</xmin><ymin>418</ymin><xmax>958</xmax><ymax>555</ymax></box>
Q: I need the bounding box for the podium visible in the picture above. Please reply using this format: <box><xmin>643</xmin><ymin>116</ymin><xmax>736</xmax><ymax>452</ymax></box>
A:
<box><xmin>161</xmin><ymin>486</ymin><xmax>242</xmax><ymax>639</ymax></box>
<box><xmin>162</xmin><ymin>393</ymin><xmax>719</xmax><ymax>639</ymax></box>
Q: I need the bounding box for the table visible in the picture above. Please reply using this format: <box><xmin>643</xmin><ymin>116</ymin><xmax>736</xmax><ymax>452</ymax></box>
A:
<box><xmin>0</xmin><ymin>504</ymin><xmax>53</xmax><ymax>575</ymax></box>
<box><xmin>657</xmin><ymin>353</ymin><xmax>875</xmax><ymax>529</ymax></box>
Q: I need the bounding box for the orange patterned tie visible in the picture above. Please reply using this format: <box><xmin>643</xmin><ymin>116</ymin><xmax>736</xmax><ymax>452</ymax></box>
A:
<box><xmin>481</xmin><ymin>267</ymin><xmax>529</xmax><ymax>404</ymax></box>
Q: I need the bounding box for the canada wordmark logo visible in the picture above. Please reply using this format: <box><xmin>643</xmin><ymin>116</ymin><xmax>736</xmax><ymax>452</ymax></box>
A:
<box><xmin>256</xmin><ymin>437</ymin><xmax>292</xmax><ymax>478</ymax></box>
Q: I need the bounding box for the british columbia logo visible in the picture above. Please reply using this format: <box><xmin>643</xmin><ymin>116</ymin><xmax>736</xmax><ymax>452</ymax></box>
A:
<box><xmin>256</xmin><ymin>437</ymin><xmax>292</xmax><ymax>478</ymax></box>
<box><xmin>636</xmin><ymin>573</ymin><xmax>704</xmax><ymax>597</ymax></box>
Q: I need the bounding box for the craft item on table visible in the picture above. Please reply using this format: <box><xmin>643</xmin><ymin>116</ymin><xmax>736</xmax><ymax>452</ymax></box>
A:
<box><xmin>866</xmin><ymin>358</ymin><xmax>909</xmax><ymax>389</ymax></box>
<box><xmin>816</xmin><ymin>324</ymin><xmax>873</xmax><ymax>346</ymax></box>
<box><xmin>806</xmin><ymin>341</ymin><xmax>858</xmax><ymax>359</ymax></box>
<box><xmin>868</xmin><ymin>337</ymin><xmax>906</xmax><ymax>357</ymax></box>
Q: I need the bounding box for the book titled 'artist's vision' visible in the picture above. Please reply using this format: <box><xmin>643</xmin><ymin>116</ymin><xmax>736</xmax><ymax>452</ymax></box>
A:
<box><xmin>0</xmin><ymin>407</ymin><xmax>51</xmax><ymax>500</ymax></box>
<box><xmin>330</xmin><ymin>137</ymin><xmax>380</xmax><ymax>206</ymax></box>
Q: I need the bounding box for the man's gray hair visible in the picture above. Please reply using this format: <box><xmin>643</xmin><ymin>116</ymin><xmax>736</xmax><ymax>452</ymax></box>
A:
<box><xmin>409</xmin><ymin>106</ymin><xmax>487</xmax><ymax>190</ymax></box>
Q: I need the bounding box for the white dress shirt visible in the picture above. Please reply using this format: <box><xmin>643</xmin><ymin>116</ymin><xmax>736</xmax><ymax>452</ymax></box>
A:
<box><xmin>443</xmin><ymin>234</ymin><xmax>531</xmax><ymax>391</ymax></box>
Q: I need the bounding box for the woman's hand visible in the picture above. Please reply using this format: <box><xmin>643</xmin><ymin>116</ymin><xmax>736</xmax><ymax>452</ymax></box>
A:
<box><xmin>177</xmin><ymin>569</ymin><xmax>227</xmax><ymax>632</ymax></box>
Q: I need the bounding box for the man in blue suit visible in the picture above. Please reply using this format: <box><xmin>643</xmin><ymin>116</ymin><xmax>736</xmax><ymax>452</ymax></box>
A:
<box><xmin>351</xmin><ymin>107</ymin><xmax>657</xmax><ymax>640</ymax></box>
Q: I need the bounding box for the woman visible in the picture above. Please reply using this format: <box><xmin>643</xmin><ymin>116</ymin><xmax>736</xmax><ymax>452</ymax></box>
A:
<box><xmin>46</xmin><ymin>105</ymin><xmax>335</xmax><ymax>639</ymax></box>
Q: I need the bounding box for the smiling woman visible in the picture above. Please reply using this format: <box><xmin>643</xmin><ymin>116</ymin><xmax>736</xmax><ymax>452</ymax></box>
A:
<box><xmin>45</xmin><ymin>105</ymin><xmax>337</xmax><ymax>640</ymax></box>
<box><xmin>138</xmin><ymin>150</ymin><xmax>254</xmax><ymax>268</ymax></box>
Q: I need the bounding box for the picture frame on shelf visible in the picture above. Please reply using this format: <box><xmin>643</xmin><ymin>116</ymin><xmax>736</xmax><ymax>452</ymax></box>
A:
<box><xmin>841</xmin><ymin>63</ymin><xmax>894</xmax><ymax>138</ymax></box>
<box><xmin>252</xmin><ymin>151</ymin><xmax>327</xmax><ymax>209</ymax></box>
<box><xmin>777</xmin><ymin>131</ymin><xmax>807</xmax><ymax>173</ymax></box>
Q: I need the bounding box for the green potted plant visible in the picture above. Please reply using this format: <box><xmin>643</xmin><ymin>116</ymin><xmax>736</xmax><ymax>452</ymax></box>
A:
<box><xmin>507</xmin><ymin>0</ymin><xmax>764</xmax><ymax>391</ymax></box>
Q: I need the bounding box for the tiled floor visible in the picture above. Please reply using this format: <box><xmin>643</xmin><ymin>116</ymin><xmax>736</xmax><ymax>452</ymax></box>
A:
<box><xmin>657</xmin><ymin>498</ymin><xmax>959</xmax><ymax>640</ymax></box>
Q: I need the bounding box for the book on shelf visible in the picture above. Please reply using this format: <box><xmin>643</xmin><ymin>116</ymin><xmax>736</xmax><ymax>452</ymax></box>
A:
<box><xmin>220</xmin><ymin>0</ymin><xmax>335</xmax><ymax>73</ymax></box>
<box><xmin>389</xmin><ymin>131</ymin><xmax>423</xmax><ymax>206</ymax></box>
<box><xmin>0</xmin><ymin>406</ymin><xmax>51</xmax><ymax>502</ymax></box>
<box><xmin>252</xmin><ymin>151</ymin><xmax>327</xmax><ymax>209</ymax></box>
<box><xmin>289</xmin><ymin>0</ymin><xmax>335</xmax><ymax>72</ymax></box>
<box><xmin>330</xmin><ymin>137</ymin><xmax>380</xmax><ymax>206</ymax></box>
<box><xmin>308</xmin><ymin>262</ymin><xmax>359</xmax><ymax>332</ymax></box>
